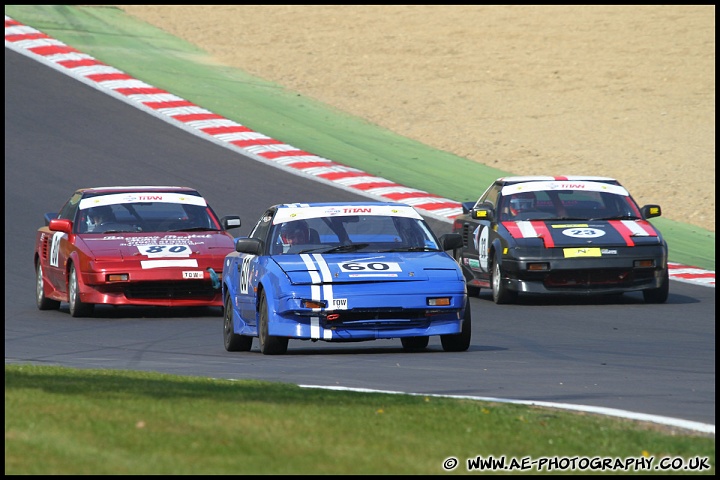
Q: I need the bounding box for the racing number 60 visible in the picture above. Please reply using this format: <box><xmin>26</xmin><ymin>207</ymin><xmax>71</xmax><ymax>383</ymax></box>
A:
<box><xmin>340</xmin><ymin>262</ymin><xmax>401</xmax><ymax>272</ymax></box>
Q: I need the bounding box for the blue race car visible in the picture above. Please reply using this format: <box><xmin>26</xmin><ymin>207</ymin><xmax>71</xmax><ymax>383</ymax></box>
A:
<box><xmin>222</xmin><ymin>202</ymin><xmax>470</xmax><ymax>354</ymax></box>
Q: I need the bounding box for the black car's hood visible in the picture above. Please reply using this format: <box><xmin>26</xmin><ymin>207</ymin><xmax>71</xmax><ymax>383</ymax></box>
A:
<box><xmin>501</xmin><ymin>219</ymin><xmax>662</xmax><ymax>248</ymax></box>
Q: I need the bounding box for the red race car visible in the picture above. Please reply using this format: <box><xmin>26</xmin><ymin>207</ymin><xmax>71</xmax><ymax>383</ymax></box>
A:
<box><xmin>34</xmin><ymin>186</ymin><xmax>241</xmax><ymax>316</ymax></box>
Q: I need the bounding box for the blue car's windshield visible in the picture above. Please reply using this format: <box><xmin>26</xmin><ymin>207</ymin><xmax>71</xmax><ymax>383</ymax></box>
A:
<box><xmin>270</xmin><ymin>214</ymin><xmax>439</xmax><ymax>255</ymax></box>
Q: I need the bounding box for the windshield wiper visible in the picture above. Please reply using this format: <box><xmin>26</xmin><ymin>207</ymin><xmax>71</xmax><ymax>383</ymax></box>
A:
<box><xmin>166</xmin><ymin>227</ymin><xmax>218</xmax><ymax>232</ymax></box>
<box><xmin>314</xmin><ymin>243</ymin><xmax>370</xmax><ymax>254</ymax></box>
<box><xmin>589</xmin><ymin>215</ymin><xmax>640</xmax><ymax>221</ymax></box>
<box><xmin>378</xmin><ymin>246</ymin><xmax>439</xmax><ymax>252</ymax></box>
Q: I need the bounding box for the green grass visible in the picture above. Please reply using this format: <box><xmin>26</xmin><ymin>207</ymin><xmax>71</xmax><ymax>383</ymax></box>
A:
<box><xmin>4</xmin><ymin>364</ymin><xmax>714</xmax><ymax>475</ymax></box>
<box><xmin>4</xmin><ymin>4</ymin><xmax>714</xmax><ymax>272</ymax></box>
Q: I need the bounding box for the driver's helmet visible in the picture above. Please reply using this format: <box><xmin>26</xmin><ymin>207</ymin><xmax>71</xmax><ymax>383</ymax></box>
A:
<box><xmin>509</xmin><ymin>192</ymin><xmax>536</xmax><ymax>214</ymax></box>
<box><xmin>86</xmin><ymin>205</ymin><xmax>113</xmax><ymax>231</ymax></box>
<box><xmin>280</xmin><ymin>220</ymin><xmax>310</xmax><ymax>245</ymax></box>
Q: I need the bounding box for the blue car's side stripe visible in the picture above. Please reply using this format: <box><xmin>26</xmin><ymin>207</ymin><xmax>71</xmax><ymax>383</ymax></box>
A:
<box><xmin>313</xmin><ymin>254</ymin><xmax>335</xmax><ymax>307</ymax></box>
<box><xmin>300</xmin><ymin>253</ymin><xmax>323</xmax><ymax>302</ymax></box>
<box><xmin>302</xmin><ymin>253</ymin><xmax>333</xmax><ymax>340</ymax></box>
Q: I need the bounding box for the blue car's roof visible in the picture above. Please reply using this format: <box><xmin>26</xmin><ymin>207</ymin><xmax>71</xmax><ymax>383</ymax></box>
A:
<box><xmin>273</xmin><ymin>202</ymin><xmax>424</xmax><ymax>224</ymax></box>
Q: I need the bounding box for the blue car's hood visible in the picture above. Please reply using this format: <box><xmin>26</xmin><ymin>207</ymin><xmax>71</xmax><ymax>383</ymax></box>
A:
<box><xmin>274</xmin><ymin>251</ymin><xmax>460</xmax><ymax>284</ymax></box>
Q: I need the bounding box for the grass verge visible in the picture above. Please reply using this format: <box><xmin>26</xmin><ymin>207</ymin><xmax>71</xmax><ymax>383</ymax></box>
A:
<box><xmin>5</xmin><ymin>364</ymin><xmax>715</xmax><ymax>475</ymax></box>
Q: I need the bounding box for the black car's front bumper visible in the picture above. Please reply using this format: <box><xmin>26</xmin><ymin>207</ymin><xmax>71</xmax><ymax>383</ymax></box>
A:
<box><xmin>500</xmin><ymin>246</ymin><xmax>667</xmax><ymax>295</ymax></box>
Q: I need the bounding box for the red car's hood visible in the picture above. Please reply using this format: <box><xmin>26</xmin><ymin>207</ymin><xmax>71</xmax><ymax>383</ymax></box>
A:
<box><xmin>78</xmin><ymin>232</ymin><xmax>234</xmax><ymax>259</ymax></box>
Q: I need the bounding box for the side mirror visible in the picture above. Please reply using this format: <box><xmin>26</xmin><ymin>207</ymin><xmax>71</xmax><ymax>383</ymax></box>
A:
<box><xmin>438</xmin><ymin>233</ymin><xmax>463</xmax><ymax>251</ymax></box>
<box><xmin>472</xmin><ymin>204</ymin><xmax>494</xmax><ymax>222</ymax></box>
<box><xmin>235</xmin><ymin>238</ymin><xmax>263</xmax><ymax>255</ymax></box>
<box><xmin>221</xmin><ymin>215</ymin><xmax>242</xmax><ymax>230</ymax></box>
<box><xmin>49</xmin><ymin>218</ymin><xmax>72</xmax><ymax>234</ymax></box>
<box><xmin>641</xmin><ymin>205</ymin><xmax>662</xmax><ymax>219</ymax></box>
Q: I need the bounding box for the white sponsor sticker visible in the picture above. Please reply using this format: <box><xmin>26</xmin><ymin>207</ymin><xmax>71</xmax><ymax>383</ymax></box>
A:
<box><xmin>338</xmin><ymin>261</ymin><xmax>402</xmax><ymax>273</ymax></box>
<box><xmin>79</xmin><ymin>192</ymin><xmax>207</xmax><ymax>210</ymax></box>
<box><xmin>348</xmin><ymin>273</ymin><xmax>398</xmax><ymax>277</ymax></box>
<box><xmin>141</xmin><ymin>259</ymin><xmax>198</xmax><ymax>269</ymax></box>
<box><xmin>182</xmin><ymin>271</ymin><xmax>204</xmax><ymax>279</ymax></box>
<box><xmin>50</xmin><ymin>232</ymin><xmax>63</xmax><ymax>267</ymax></box>
<box><xmin>330</xmin><ymin>298</ymin><xmax>349</xmax><ymax>310</ymax></box>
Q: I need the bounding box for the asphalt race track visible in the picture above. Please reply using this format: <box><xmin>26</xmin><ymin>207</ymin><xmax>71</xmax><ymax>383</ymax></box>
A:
<box><xmin>5</xmin><ymin>48</ymin><xmax>715</xmax><ymax>431</ymax></box>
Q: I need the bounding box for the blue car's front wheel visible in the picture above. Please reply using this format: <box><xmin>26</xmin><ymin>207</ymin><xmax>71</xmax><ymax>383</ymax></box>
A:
<box><xmin>258</xmin><ymin>292</ymin><xmax>289</xmax><ymax>355</ymax></box>
<box><xmin>440</xmin><ymin>298</ymin><xmax>472</xmax><ymax>352</ymax></box>
<box><xmin>224</xmin><ymin>295</ymin><xmax>252</xmax><ymax>352</ymax></box>
<box><xmin>401</xmin><ymin>336</ymin><xmax>429</xmax><ymax>351</ymax></box>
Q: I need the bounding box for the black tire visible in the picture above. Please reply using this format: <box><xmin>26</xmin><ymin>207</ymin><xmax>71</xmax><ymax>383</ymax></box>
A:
<box><xmin>223</xmin><ymin>295</ymin><xmax>253</xmax><ymax>352</ymax></box>
<box><xmin>643</xmin><ymin>268</ymin><xmax>669</xmax><ymax>304</ymax></box>
<box><xmin>36</xmin><ymin>262</ymin><xmax>60</xmax><ymax>310</ymax></box>
<box><xmin>441</xmin><ymin>298</ymin><xmax>472</xmax><ymax>352</ymax></box>
<box><xmin>401</xmin><ymin>336</ymin><xmax>429</xmax><ymax>351</ymax></box>
<box><xmin>258</xmin><ymin>293</ymin><xmax>288</xmax><ymax>355</ymax></box>
<box><xmin>68</xmin><ymin>264</ymin><xmax>94</xmax><ymax>317</ymax></box>
<box><xmin>492</xmin><ymin>254</ymin><xmax>517</xmax><ymax>305</ymax></box>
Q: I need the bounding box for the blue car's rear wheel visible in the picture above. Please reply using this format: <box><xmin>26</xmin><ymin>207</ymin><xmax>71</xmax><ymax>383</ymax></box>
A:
<box><xmin>258</xmin><ymin>293</ymin><xmax>288</xmax><ymax>355</ymax></box>
<box><xmin>224</xmin><ymin>295</ymin><xmax>253</xmax><ymax>352</ymax></box>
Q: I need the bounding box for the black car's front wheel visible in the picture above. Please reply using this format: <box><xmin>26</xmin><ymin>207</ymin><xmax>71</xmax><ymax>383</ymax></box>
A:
<box><xmin>643</xmin><ymin>268</ymin><xmax>669</xmax><ymax>304</ymax></box>
<box><xmin>492</xmin><ymin>254</ymin><xmax>518</xmax><ymax>305</ymax></box>
<box><xmin>258</xmin><ymin>293</ymin><xmax>288</xmax><ymax>355</ymax></box>
<box><xmin>224</xmin><ymin>295</ymin><xmax>253</xmax><ymax>352</ymax></box>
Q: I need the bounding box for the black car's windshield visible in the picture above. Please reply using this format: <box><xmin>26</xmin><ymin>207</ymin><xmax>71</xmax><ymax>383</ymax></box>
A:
<box><xmin>498</xmin><ymin>189</ymin><xmax>642</xmax><ymax>222</ymax></box>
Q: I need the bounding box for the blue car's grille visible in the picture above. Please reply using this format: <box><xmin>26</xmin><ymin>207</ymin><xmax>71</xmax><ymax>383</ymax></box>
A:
<box><xmin>319</xmin><ymin>309</ymin><xmax>435</xmax><ymax>329</ymax></box>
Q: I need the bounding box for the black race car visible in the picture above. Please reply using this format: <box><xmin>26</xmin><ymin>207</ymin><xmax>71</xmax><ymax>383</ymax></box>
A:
<box><xmin>451</xmin><ymin>176</ymin><xmax>669</xmax><ymax>304</ymax></box>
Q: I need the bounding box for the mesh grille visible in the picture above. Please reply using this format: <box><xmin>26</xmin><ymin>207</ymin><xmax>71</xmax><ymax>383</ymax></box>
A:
<box><xmin>124</xmin><ymin>281</ymin><xmax>217</xmax><ymax>300</ymax></box>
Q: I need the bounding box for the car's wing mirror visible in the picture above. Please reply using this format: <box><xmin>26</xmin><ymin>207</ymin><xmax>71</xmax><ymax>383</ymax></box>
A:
<box><xmin>235</xmin><ymin>238</ymin><xmax>263</xmax><ymax>255</ymax></box>
<box><xmin>49</xmin><ymin>218</ymin><xmax>72</xmax><ymax>234</ymax></box>
<box><xmin>221</xmin><ymin>215</ymin><xmax>242</xmax><ymax>230</ymax></box>
<box><xmin>640</xmin><ymin>204</ymin><xmax>662</xmax><ymax>219</ymax></box>
<box><xmin>438</xmin><ymin>233</ymin><xmax>463</xmax><ymax>251</ymax></box>
<box><xmin>472</xmin><ymin>204</ymin><xmax>494</xmax><ymax>222</ymax></box>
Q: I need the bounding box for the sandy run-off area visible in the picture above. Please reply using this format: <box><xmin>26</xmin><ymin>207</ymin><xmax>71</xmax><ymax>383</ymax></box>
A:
<box><xmin>116</xmin><ymin>5</ymin><xmax>715</xmax><ymax>232</ymax></box>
